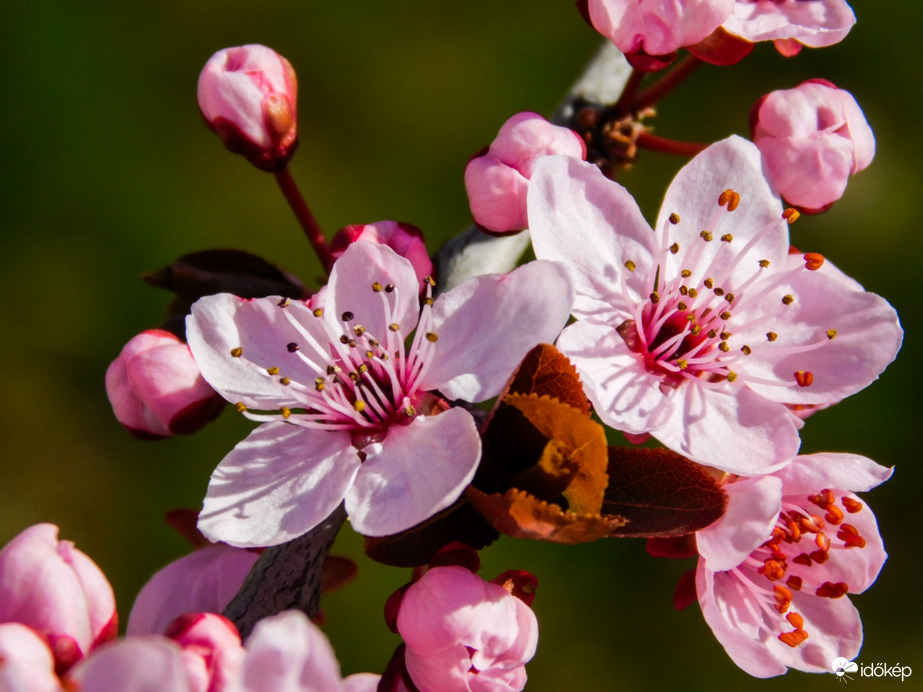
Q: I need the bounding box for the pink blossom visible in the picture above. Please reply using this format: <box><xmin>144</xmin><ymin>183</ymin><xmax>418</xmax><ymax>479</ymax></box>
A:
<box><xmin>752</xmin><ymin>80</ymin><xmax>875</xmax><ymax>211</ymax></box>
<box><xmin>127</xmin><ymin>544</ymin><xmax>259</xmax><ymax>637</ymax></box>
<box><xmin>528</xmin><ymin>136</ymin><xmax>901</xmax><ymax>474</ymax></box>
<box><xmin>0</xmin><ymin>524</ymin><xmax>117</xmax><ymax>674</ymax></box>
<box><xmin>464</xmin><ymin>112</ymin><xmax>585</xmax><ymax>234</ymax></box>
<box><xmin>186</xmin><ymin>242</ymin><xmax>573</xmax><ymax>546</ymax></box>
<box><xmin>198</xmin><ymin>45</ymin><xmax>298</xmax><ymax>171</ymax></box>
<box><xmin>585</xmin><ymin>0</ymin><xmax>734</xmax><ymax>66</ymax></box>
<box><xmin>166</xmin><ymin>613</ymin><xmax>246</xmax><ymax>692</ymax></box>
<box><xmin>67</xmin><ymin>636</ymin><xmax>194</xmax><ymax>691</ymax></box>
<box><xmin>695</xmin><ymin>453</ymin><xmax>891</xmax><ymax>676</ymax></box>
<box><xmin>105</xmin><ymin>329</ymin><xmax>225</xmax><ymax>439</ymax></box>
<box><xmin>396</xmin><ymin>566</ymin><xmax>538</xmax><ymax>691</ymax></box>
<box><xmin>229</xmin><ymin>611</ymin><xmax>361</xmax><ymax>692</ymax></box>
<box><xmin>328</xmin><ymin>221</ymin><xmax>433</xmax><ymax>289</ymax></box>
<box><xmin>0</xmin><ymin>623</ymin><xmax>61</xmax><ymax>692</ymax></box>
<box><xmin>724</xmin><ymin>1</ymin><xmax>855</xmax><ymax>55</ymax></box>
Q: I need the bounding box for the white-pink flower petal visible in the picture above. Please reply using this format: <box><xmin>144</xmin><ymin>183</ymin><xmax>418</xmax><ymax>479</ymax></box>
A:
<box><xmin>724</xmin><ymin>0</ymin><xmax>855</xmax><ymax>48</ymax></box>
<box><xmin>198</xmin><ymin>423</ymin><xmax>360</xmax><ymax>548</ymax></box>
<box><xmin>346</xmin><ymin>408</ymin><xmax>481</xmax><ymax>537</ymax></box>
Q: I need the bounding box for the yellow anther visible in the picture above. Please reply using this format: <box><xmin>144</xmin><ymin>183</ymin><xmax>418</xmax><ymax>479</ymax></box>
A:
<box><xmin>727</xmin><ymin>371</ymin><xmax>738</xmax><ymax>382</ymax></box>
<box><xmin>720</xmin><ymin>311</ymin><xmax>732</xmax><ymax>321</ymax></box>
<box><xmin>719</xmin><ymin>342</ymin><xmax>729</xmax><ymax>352</ymax></box>
<box><xmin>624</xmin><ymin>260</ymin><xmax>636</xmax><ymax>272</ymax></box>
<box><xmin>313</xmin><ymin>308</ymin><xmax>324</xmax><ymax>317</ymax></box>
<box><xmin>704</xmin><ymin>278</ymin><xmax>714</xmax><ymax>289</ymax></box>
<box><xmin>266</xmin><ymin>366</ymin><xmax>279</xmax><ymax>375</ymax></box>
<box><xmin>669</xmin><ymin>243</ymin><xmax>680</xmax><ymax>254</ymax></box>
<box><xmin>714</xmin><ymin>287</ymin><xmax>724</xmax><ymax>297</ymax></box>
<box><xmin>281</xmin><ymin>407</ymin><xmax>291</xmax><ymax>419</ymax></box>
<box><xmin>681</xmin><ymin>269</ymin><xmax>692</xmax><ymax>278</ymax></box>
<box><xmin>677</xmin><ymin>359</ymin><xmax>688</xmax><ymax>370</ymax></box>
<box><xmin>426</xmin><ymin>332</ymin><xmax>439</xmax><ymax>343</ymax></box>
<box><xmin>230</xmin><ymin>347</ymin><xmax>243</xmax><ymax>358</ymax></box>
<box><xmin>277</xmin><ymin>297</ymin><xmax>291</xmax><ymax>307</ymax></box>
<box><xmin>707</xmin><ymin>330</ymin><xmax>717</xmax><ymax>339</ymax></box>
<box><xmin>677</xmin><ymin>302</ymin><xmax>688</xmax><ymax>311</ymax></box>
<box><xmin>782</xmin><ymin>295</ymin><xmax>794</xmax><ymax>305</ymax></box>
<box><xmin>826</xmin><ymin>329</ymin><xmax>837</xmax><ymax>340</ymax></box>
<box><xmin>280</xmin><ymin>377</ymin><xmax>291</xmax><ymax>386</ymax></box>
<box><xmin>235</xmin><ymin>402</ymin><xmax>247</xmax><ymax>413</ymax></box>
<box><xmin>720</xmin><ymin>234</ymin><xmax>733</xmax><ymax>243</ymax></box>
<box><xmin>741</xmin><ymin>345</ymin><xmax>752</xmax><ymax>355</ymax></box>
<box><xmin>759</xmin><ymin>259</ymin><xmax>771</xmax><ymax>268</ymax></box>
<box><xmin>388</xmin><ymin>323</ymin><xmax>400</xmax><ymax>332</ymax></box>
<box><xmin>767</xmin><ymin>332</ymin><xmax>778</xmax><ymax>342</ymax></box>
<box><xmin>372</xmin><ymin>282</ymin><xmax>383</xmax><ymax>292</ymax></box>
<box><xmin>719</xmin><ymin>331</ymin><xmax>731</xmax><ymax>340</ymax></box>
<box><xmin>700</xmin><ymin>231</ymin><xmax>713</xmax><ymax>241</ymax></box>
<box><xmin>650</xmin><ymin>292</ymin><xmax>660</xmax><ymax>304</ymax></box>
<box><xmin>719</xmin><ymin>189</ymin><xmax>740</xmax><ymax>211</ymax></box>
<box><xmin>354</xmin><ymin>401</ymin><xmax>366</xmax><ymax>412</ymax></box>
<box><xmin>688</xmin><ymin>288</ymin><xmax>698</xmax><ymax>298</ymax></box>
<box><xmin>669</xmin><ymin>213</ymin><xmax>680</xmax><ymax>224</ymax></box>
<box><xmin>783</xmin><ymin>208</ymin><xmax>801</xmax><ymax>223</ymax></box>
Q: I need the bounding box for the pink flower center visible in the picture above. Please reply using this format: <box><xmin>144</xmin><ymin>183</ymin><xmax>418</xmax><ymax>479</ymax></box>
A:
<box><xmin>234</xmin><ymin>279</ymin><xmax>440</xmax><ymax>448</ymax></box>
<box><xmin>617</xmin><ymin>191</ymin><xmax>836</xmax><ymax>392</ymax></box>
<box><xmin>728</xmin><ymin>487</ymin><xmax>867</xmax><ymax>648</ymax></box>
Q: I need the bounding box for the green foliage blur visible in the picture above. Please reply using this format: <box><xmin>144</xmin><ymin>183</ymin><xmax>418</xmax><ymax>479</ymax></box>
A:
<box><xmin>1</xmin><ymin>1</ymin><xmax>919</xmax><ymax>690</ymax></box>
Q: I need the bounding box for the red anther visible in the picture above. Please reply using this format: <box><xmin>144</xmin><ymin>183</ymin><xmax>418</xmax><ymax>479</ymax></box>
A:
<box><xmin>794</xmin><ymin>370</ymin><xmax>814</xmax><ymax>387</ymax></box>
<box><xmin>841</xmin><ymin>497</ymin><xmax>863</xmax><ymax>513</ymax></box>
<box><xmin>779</xmin><ymin>629</ymin><xmax>809</xmax><ymax>647</ymax></box>
<box><xmin>782</xmin><ymin>208</ymin><xmax>801</xmax><ymax>224</ymax></box>
<box><xmin>718</xmin><ymin>189</ymin><xmax>741</xmax><ymax>211</ymax></box>
<box><xmin>786</xmin><ymin>520</ymin><xmax>801</xmax><ymax>543</ymax></box>
<box><xmin>810</xmin><ymin>549</ymin><xmax>830</xmax><ymax>564</ymax></box>
<box><xmin>799</xmin><ymin>514</ymin><xmax>824</xmax><ymax>533</ymax></box>
<box><xmin>786</xmin><ymin>612</ymin><xmax>805</xmax><ymax>629</ymax></box>
<box><xmin>759</xmin><ymin>558</ymin><xmax>786</xmax><ymax>581</ymax></box>
<box><xmin>837</xmin><ymin>524</ymin><xmax>866</xmax><ymax>548</ymax></box>
<box><xmin>804</xmin><ymin>252</ymin><xmax>825</xmax><ymax>271</ymax></box>
<box><xmin>808</xmin><ymin>489</ymin><xmax>834</xmax><ymax>508</ymax></box>
<box><xmin>771</xmin><ymin>527</ymin><xmax>786</xmax><ymax>542</ymax></box>
<box><xmin>816</xmin><ymin>581</ymin><xmax>849</xmax><ymax>599</ymax></box>
<box><xmin>786</xmin><ymin>575</ymin><xmax>803</xmax><ymax>591</ymax></box>
<box><xmin>815</xmin><ymin>532</ymin><xmax>831</xmax><ymax>552</ymax></box>
<box><xmin>774</xmin><ymin>585</ymin><xmax>793</xmax><ymax>606</ymax></box>
<box><xmin>793</xmin><ymin>553</ymin><xmax>813</xmax><ymax>567</ymax></box>
<box><xmin>825</xmin><ymin>505</ymin><xmax>844</xmax><ymax>525</ymax></box>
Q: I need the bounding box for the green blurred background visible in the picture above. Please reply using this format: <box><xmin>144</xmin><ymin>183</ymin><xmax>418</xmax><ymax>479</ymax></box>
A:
<box><xmin>1</xmin><ymin>1</ymin><xmax>919</xmax><ymax>689</ymax></box>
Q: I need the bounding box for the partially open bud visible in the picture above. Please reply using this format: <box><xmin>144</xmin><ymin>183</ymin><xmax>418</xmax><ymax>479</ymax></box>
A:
<box><xmin>105</xmin><ymin>329</ymin><xmax>225</xmax><ymax>439</ymax></box>
<box><xmin>197</xmin><ymin>44</ymin><xmax>298</xmax><ymax>171</ymax></box>
<box><xmin>465</xmin><ymin>112</ymin><xmax>585</xmax><ymax>235</ymax></box>
<box><xmin>752</xmin><ymin>80</ymin><xmax>874</xmax><ymax>212</ymax></box>
<box><xmin>328</xmin><ymin>221</ymin><xmax>433</xmax><ymax>290</ymax></box>
<box><xmin>0</xmin><ymin>524</ymin><xmax>117</xmax><ymax>675</ymax></box>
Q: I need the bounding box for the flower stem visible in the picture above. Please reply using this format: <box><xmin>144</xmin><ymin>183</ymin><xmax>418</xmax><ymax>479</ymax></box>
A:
<box><xmin>636</xmin><ymin>131</ymin><xmax>708</xmax><ymax>157</ymax></box>
<box><xmin>611</xmin><ymin>68</ymin><xmax>646</xmax><ymax>118</ymax></box>
<box><xmin>634</xmin><ymin>54</ymin><xmax>702</xmax><ymax>111</ymax></box>
<box><xmin>274</xmin><ymin>166</ymin><xmax>331</xmax><ymax>270</ymax></box>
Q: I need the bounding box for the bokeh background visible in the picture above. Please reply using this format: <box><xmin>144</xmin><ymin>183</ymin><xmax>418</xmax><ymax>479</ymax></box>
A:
<box><xmin>1</xmin><ymin>1</ymin><xmax>919</xmax><ymax>689</ymax></box>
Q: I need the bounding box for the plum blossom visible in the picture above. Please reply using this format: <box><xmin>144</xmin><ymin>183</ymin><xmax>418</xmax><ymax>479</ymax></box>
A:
<box><xmin>187</xmin><ymin>242</ymin><xmax>573</xmax><ymax>546</ymax></box>
<box><xmin>752</xmin><ymin>79</ymin><xmax>875</xmax><ymax>211</ymax></box>
<box><xmin>106</xmin><ymin>329</ymin><xmax>225</xmax><ymax>439</ymax></box>
<box><xmin>0</xmin><ymin>524</ymin><xmax>117</xmax><ymax>675</ymax></box>
<box><xmin>127</xmin><ymin>544</ymin><xmax>259</xmax><ymax>637</ymax></box>
<box><xmin>328</xmin><ymin>221</ymin><xmax>433</xmax><ymax>290</ymax></box>
<box><xmin>528</xmin><ymin>136</ymin><xmax>901</xmax><ymax>474</ymax></box>
<box><xmin>695</xmin><ymin>453</ymin><xmax>891</xmax><ymax>676</ymax></box>
<box><xmin>395</xmin><ymin>566</ymin><xmax>539</xmax><ymax>691</ymax></box>
<box><xmin>584</xmin><ymin>0</ymin><xmax>734</xmax><ymax>68</ymax></box>
<box><xmin>198</xmin><ymin>45</ymin><xmax>298</xmax><ymax>171</ymax></box>
<box><xmin>464</xmin><ymin>112</ymin><xmax>586</xmax><ymax>234</ymax></box>
<box><xmin>724</xmin><ymin>1</ymin><xmax>855</xmax><ymax>56</ymax></box>
<box><xmin>0</xmin><ymin>623</ymin><xmax>61</xmax><ymax>692</ymax></box>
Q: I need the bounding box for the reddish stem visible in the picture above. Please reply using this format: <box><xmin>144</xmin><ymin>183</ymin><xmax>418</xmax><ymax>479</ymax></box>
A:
<box><xmin>636</xmin><ymin>131</ymin><xmax>708</xmax><ymax>157</ymax></box>
<box><xmin>611</xmin><ymin>68</ymin><xmax>646</xmax><ymax>118</ymax></box>
<box><xmin>633</xmin><ymin>54</ymin><xmax>702</xmax><ymax>111</ymax></box>
<box><xmin>274</xmin><ymin>166</ymin><xmax>331</xmax><ymax>270</ymax></box>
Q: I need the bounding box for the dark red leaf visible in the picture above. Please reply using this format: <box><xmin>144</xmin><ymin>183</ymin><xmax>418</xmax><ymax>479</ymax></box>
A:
<box><xmin>603</xmin><ymin>447</ymin><xmax>727</xmax><ymax>537</ymax></box>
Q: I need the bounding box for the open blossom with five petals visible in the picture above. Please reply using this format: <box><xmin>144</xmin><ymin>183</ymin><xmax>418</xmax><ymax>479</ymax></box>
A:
<box><xmin>752</xmin><ymin>79</ymin><xmax>875</xmax><ymax>212</ymax></box>
<box><xmin>187</xmin><ymin>242</ymin><xmax>573</xmax><ymax>546</ymax></box>
<box><xmin>695</xmin><ymin>453</ymin><xmax>890</xmax><ymax>677</ymax></box>
<box><xmin>528</xmin><ymin>136</ymin><xmax>901</xmax><ymax>474</ymax></box>
<box><xmin>723</xmin><ymin>0</ymin><xmax>855</xmax><ymax>56</ymax></box>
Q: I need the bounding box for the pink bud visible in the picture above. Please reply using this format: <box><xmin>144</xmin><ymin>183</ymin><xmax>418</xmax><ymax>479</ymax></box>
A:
<box><xmin>752</xmin><ymin>80</ymin><xmax>875</xmax><ymax>211</ymax></box>
<box><xmin>105</xmin><ymin>329</ymin><xmax>225</xmax><ymax>439</ymax></box>
<box><xmin>465</xmin><ymin>112</ymin><xmax>585</xmax><ymax>235</ymax></box>
<box><xmin>66</xmin><ymin>636</ymin><xmax>192</xmax><ymax>692</ymax></box>
<box><xmin>586</xmin><ymin>0</ymin><xmax>734</xmax><ymax>69</ymax></box>
<box><xmin>197</xmin><ymin>44</ymin><xmax>299</xmax><ymax>171</ymax></box>
<box><xmin>396</xmin><ymin>565</ymin><xmax>538</xmax><ymax>692</ymax></box>
<box><xmin>0</xmin><ymin>623</ymin><xmax>61</xmax><ymax>692</ymax></box>
<box><xmin>328</xmin><ymin>221</ymin><xmax>433</xmax><ymax>289</ymax></box>
<box><xmin>0</xmin><ymin>525</ymin><xmax>117</xmax><ymax>675</ymax></box>
<box><xmin>165</xmin><ymin>613</ymin><xmax>245</xmax><ymax>691</ymax></box>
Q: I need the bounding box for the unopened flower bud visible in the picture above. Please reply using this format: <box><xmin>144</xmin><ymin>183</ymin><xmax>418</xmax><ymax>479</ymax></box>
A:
<box><xmin>329</xmin><ymin>221</ymin><xmax>433</xmax><ymax>289</ymax></box>
<box><xmin>105</xmin><ymin>329</ymin><xmax>225</xmax><ymax>439</ymax></box>
<box><xmin>0</xmin><ymin>524</ymin><xmax>117</xmax><ymax>675</ymax></box>
<box><xmin>752</xmin><ymin>80</ymin><xmax>874</xmax><ymax>212</ymax></box>
<box><xmin>0</xmin><ymin>623</ymin><xmax>61</xmax><ymax>692</ymax></box>
<box><xmin>465</xmin><ymin>112</ymin><xmax>585</xmax><ymax>235</ymax></box>
<box><xmin>197</xmin><ymin>44</ymin><xmax>298</xmax><ymax>171</ymax></box>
